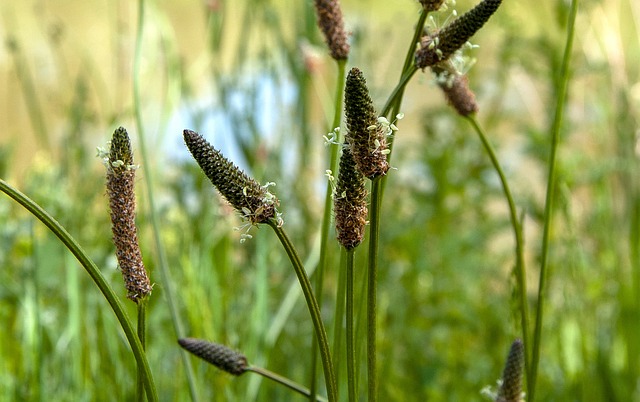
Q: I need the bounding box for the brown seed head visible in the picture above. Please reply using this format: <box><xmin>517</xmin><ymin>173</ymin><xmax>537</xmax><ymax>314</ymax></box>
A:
<box><xmin>178</xmin><ymin>338</ymin><xmax>248</xmax><ymax>376</ymax></box>
<box><xmin>344</xmin><ymin>67</ymin><xmax>389</xmax><ymax>179</ymax></box>
<box><xmin>419</xmin><ymin>0</ymin><xmax>446</xmax><ymax>12</ymax></box>
<box><xmin>334</xmin><ymin>146</ymin><xmax>368</xmax><ymax>250</ymax></box>
<box><xmin>314</xmin><ymin>0</ymin><xmax>350</xmax><ymax>60</ymax></box>
<box><xmin>415</xmin><ymin>0</ymin><xmax>502</xmax><ymax>68</ymax></box>
<box><xmin>106</xmin><ymin>127</ymin><xmax>152</xmax><ymax>303</ymax></box>
<box><xmin>432</xmin><ymin>62</ymin><xmax>478</xmax><ymax>116</ymax></box>
<box><xmin>183</xmin><ymin>129</ymin><xmax>277</xmax><ymax>225</ymax></box>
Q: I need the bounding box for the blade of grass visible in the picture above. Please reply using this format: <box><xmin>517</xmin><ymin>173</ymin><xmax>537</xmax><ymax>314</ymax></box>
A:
<box><xmin>529</xmin><ymin>0</ymin><xmax>579</xmax><ymax>399</ymax></box>
<box><xmin>0</xmin><ymin>179</ymin><xmax>158</xmax><ymax>402</ymax></box>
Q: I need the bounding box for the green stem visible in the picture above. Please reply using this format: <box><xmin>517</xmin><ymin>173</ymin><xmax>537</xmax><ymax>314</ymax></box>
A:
<box><xmin>132</xmin><ymin>1</ymin><xmax>200</xmax><ymax>400</ymax></box>
<box><xmin>0</xmin><ymin>179</ymin><xmax>158</xmax><ymax>402</ymax></box>
<box><xmin>248</xmin><ymin>366</ymin><xmax>328</xmax><ymax>402</ymax></box>
<box><xmin>267</xmin><ymin>220</ymin><xmax>337</xmax><ymax>402</ymax></box>
<box><xmin>465</xmin><ymin>115</ymin><xmax>530</xmax><ymax>385</ymax></box>
<box><xmin>346</xmin><ymin>249</ymin><xmax>357</xmax><ymax>402</ymax></box>
<box><xmin>311</xmin><ymin>58</ymin><xmax>347</xmax><ymax>401</ymax></box>
<box><xmin>367</xmin><ymin>177</ymin><xmax>383</xmax><ymax>402</ymax></box>
<box><xmin>136</xmin><ymin>301</ymin><xmax>147</xmax><ymax>402</ymax></box>
<box><xmin>529</xmin><ymin>0</ymin><xmax>579</xmax><ymax>399</ymax></box>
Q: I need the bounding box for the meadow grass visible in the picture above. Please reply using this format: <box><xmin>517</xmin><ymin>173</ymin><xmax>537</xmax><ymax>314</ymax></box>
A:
<box><xmin>1</xmin><ymin>0</ymin><xmax>640</xmax><ymax>400</ymax></box>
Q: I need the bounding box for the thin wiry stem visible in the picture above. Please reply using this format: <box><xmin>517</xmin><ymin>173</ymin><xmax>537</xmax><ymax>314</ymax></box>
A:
<box><xmin>267</xmin><ymin>220</ymin><xmax>337</xmax><ymax>402</ymax></box>
<box><xmin>530</xmin><ymin>0</ymin><xmax>579</xmax><ymax>399</ymax></box>
<box><xmin>346</xmin><ymin>249</ymin><xmax>357</xmax><ymax>402</ymax></box>
<box><xmin>466</xmin><ymin>115</ymin><xmax>530</xmax><ymax>388</ymax></box>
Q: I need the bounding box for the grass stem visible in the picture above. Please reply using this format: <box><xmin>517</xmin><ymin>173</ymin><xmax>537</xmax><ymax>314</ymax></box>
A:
<box><xmin>529</xmin><ymin>0</ymin><xmax>579</xmax><ymax>399</ymax></box>
<box><xmin>267</xmin><ymin>220</ymin><xmax>337</xmax><ymax>402</ymax></box>
<box><xmin>465</xmin><ymin>115</ymin><xmax>530</xmax><ymax>388</ymax></box>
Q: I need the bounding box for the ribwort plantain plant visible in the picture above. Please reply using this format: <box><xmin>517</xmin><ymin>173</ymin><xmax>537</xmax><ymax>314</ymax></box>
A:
<box><xmin>1</xmin><ymin>0</ymin><xmax>588</xmax><ymax>399</ymax></box>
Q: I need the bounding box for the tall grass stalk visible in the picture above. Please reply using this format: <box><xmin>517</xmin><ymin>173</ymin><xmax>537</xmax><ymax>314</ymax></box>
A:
<box><xmin>266</xmin><ymin>219</ymin><xmax>337</xmax><ymax>402</ymax></box>
<box><xmin>529</xmin><ymin>0</ymin><xmax>579</xmax><ymax>399</ymax></box>
<box><xmin>0</xmin><ymin>179</ymin><xmax>158</xmax><ymax>402</ymax></box>
<box><xmin>132</xmin><ymin>0</ymin><xmax>200</xmax><ymax>400</ymax></box>
<box><xmin>465</xmin><ymin>115</ymin><xmax>530</xmax><ymax>386</ymax></box>
<box><xmin>364</xmin><ymin>11</ymin><xmax>428</xmax><ymax>400</ymax></box>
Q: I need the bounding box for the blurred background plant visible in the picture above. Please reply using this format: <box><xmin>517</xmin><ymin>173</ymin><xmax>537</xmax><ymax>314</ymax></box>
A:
<box><xmin>1</xmin><ymin>0</ymin><xmax>639</xmax><ymax>400</ymax></box>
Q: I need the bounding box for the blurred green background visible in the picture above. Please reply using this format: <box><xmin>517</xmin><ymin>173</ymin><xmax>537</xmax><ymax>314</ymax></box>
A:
<box><xmin>1</xmin><ymin>0</ymin><xmax>639</xmax><ymax>400</ymax></box>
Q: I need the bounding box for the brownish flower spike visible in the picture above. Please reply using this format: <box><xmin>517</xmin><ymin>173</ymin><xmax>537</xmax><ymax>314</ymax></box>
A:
<box><xmin>496</xmin><ymin>339</ymin><xmax>525</xmax><ymax>402</ymax></box>
<box><xmin>416</xmin><ymin>0</ymin><xmax>502</xmax><ymax>69</ymax></box>
<box><xmin>183</xmin><ymin>129</ymin><xmax>277</xmax><ymax>225</ymax></box>
<box><xmin>432</xmin><ymin>62</ymin><xmax>479</xmax><ymax>116</ymax></box>
<box><xmin>419</xmin><ymin>0</ymin><xmax>446</xmax><ymax>13</ymax></box>
<box><xmin>178</xmin><ymin>338</ymin><xmax>248</xmax><ymax>376</ymax></box>
<box><xmin>106</xmin><ymin>127</ymin><xmax>152</xmax><ymax>303</ymax></box>
<box><xmin>314</xmin><ymin>0</ymin><xmax>350</xmax><ymax>60</ymax></box>
<box><xmin>344</xmin><ymin>67</ymin><xmax>389</xmax><ymax>179</ymax></box>
<box><xmin>334</xmin><ymin>146</ymin><xmax>368</xmax><ymax>250</ymax></box>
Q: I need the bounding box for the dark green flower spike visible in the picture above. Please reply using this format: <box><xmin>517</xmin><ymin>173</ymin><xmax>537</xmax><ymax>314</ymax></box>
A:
<box><xmin>183</xmin><ymin>129</ymin><xmax>278</xmax><ymax>225</ymax></box>
<box><xmin>416</xmin><ymin>0</ymin><xmax>502</xmax><ymax>68</ymax></box>
<box><xmin>344</xmin><ymin>67</ymin><xmax>390</xmax><ymax>179</ymax></box>
<box><xmin>178</xmin><ymin>338</ymin><xmax>248</xmax><ymax>376</ymax></box>
<box><xmin>496</xmin><ymin>339</ymin><xmax>525</xmax><ymax>402</ymax></box>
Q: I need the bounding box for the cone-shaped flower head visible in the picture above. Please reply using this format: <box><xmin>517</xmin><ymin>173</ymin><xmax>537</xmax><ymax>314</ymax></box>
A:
<box><xmin>344</xmin><ymin>67</ymin><xmax>389</xmax><ymax>179</ymax></box>
<box><xmin>334</xmin><ymin>146</ymin><xmax>368</xmax><ymax>250</ymax></box>
<box><xmin>106</xmin><ymin>127</ymin><xmax>152</xmax><ymax>303</ymax></box>
<box><xmin>183</xmin><ymin>129</ymin><xmax>277</xmax><ymax>225</ymax></box>
<box><xmin>432</xmin><ymin>62</ymin><xmax>479</xmax><ymax>116</ymax></box>
<box><xmin>178</xmin><ymin>338</ymin><xmax>248</xmax><ymax>376</ymax></box>
<box><xmin>496</xmin><ymin>339</ymin><xmax>525</xmax><ymax>402</ymax></box>
<box><xmin>416</xmin><ymin>0</ymin><xmax>502</xmax><ymax>68</ymax></box>
<box><xmin>314</xmin><ymin>0</ymin><xmax>350</xmax><ymax>60</ymax></box>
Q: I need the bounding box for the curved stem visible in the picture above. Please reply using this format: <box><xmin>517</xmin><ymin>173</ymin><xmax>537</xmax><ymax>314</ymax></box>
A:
<box><xmin>465</xmin><ymin>115</ymin><xmax>530</xmax><ymax>385</ymax></box>
<box><xmin>267</xmin><ymin>220</ymin><xmax>337</xmax><ymax>402</ymax></box>
<box><xmin>248</xmin><ymin>366</ymin><xmax>328</xmax><ymax>402</ymax></box>
<box><xmin>0</xmin><ymin>179</ymin><xmax>158</xmax><ymax>402</ymax></box>
<box><xmin>529</xmin><ymin>0</ymin><xmax>579</xmax><ymax>399</ymax></box>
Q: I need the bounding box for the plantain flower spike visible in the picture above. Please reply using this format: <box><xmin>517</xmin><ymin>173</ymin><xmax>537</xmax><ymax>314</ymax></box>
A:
<box><xmin>313</xmin><ymin>0</ymin><xmax>350</xmax><ymax>60</ymax></box>
<box><xmin>416</xmin><ymin>0</ymin><xmax>502</xmax><ymax>69</ymax></box>
<box><xmin>344</xmin><ymin>67</ymin><xmax>389</xmax><ymax>179</ymax></box>
<box><xmin>432</xmin><ymin>62</ymin><xmax>479</xmax><ymax>116</ymax></box>
<box><xmin>183</xmin><ymin>129</ymin><xmax>278</xmax><ymax>225</ymax></box>
<box><xmin>419</xmin><ymin>0</ymin><xmax>446</xmax><ymax>12</ymax></box>
<box><xmin>496</xmin><ymin>339</ymin><xmax>525</xmax><ymax>402</ymax></box>
<box><xmin>334</xmin><ymin>146</ymin><xmax>368</xmax><ymax>250</ymax></box>
<box><xmin>178</xmin><ymin>338</ymin><xmax>248</xmax><ymax>376</ymax></box>
<box><xmin>106</xmin><ymin>127</ymin><xmax>152</xmax><ymax>303</ymax></box>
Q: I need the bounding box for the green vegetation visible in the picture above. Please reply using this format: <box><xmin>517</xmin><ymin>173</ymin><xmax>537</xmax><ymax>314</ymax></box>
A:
<box><xmin>1</xmin><ymin>0</ymin><xmax>639</xmax><ymax>400</ymax></box>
